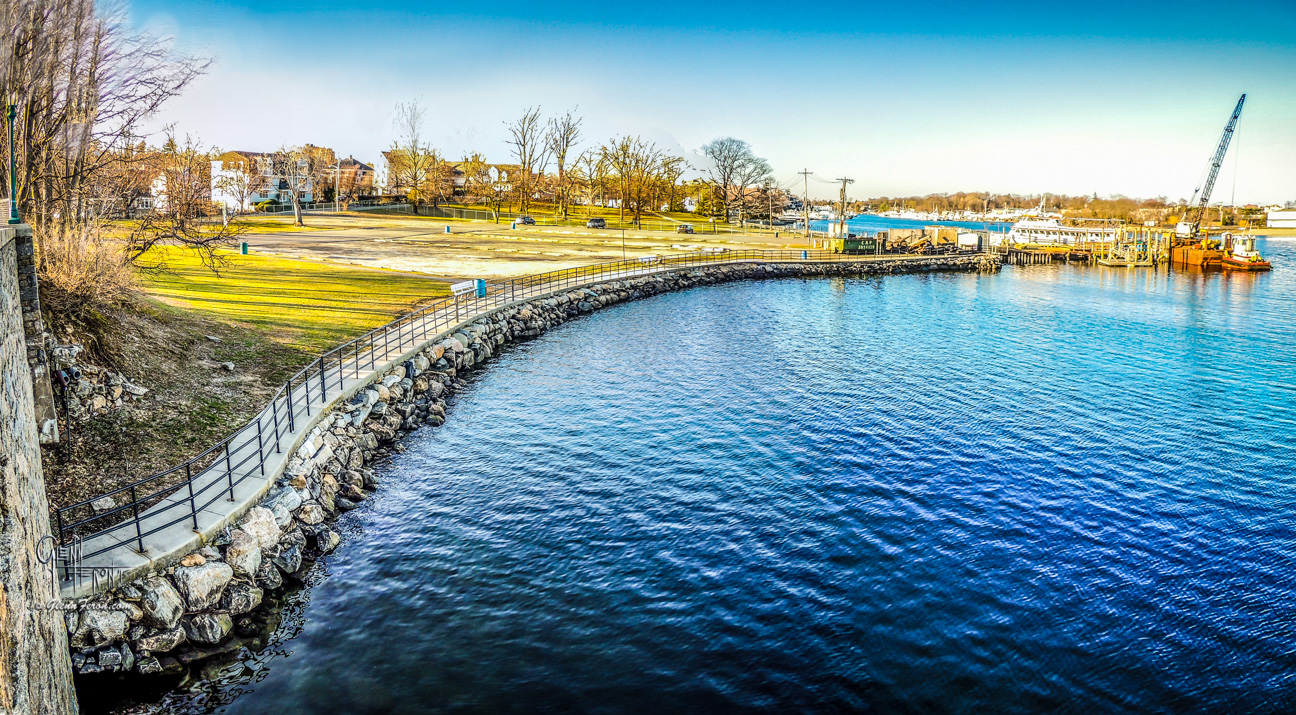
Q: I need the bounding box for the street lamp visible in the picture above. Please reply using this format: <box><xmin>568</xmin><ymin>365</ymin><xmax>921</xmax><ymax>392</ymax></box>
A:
<box><xmin>7</xmin><ymin>101</ymin><xmax>18</xmax><ymax>224</ymax></box>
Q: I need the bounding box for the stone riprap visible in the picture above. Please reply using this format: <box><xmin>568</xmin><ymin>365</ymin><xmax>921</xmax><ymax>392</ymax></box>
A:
<box><xmin>64</xmin><ymin>255</ymin><xmax>999</xmax><ymax>677</ymax></box>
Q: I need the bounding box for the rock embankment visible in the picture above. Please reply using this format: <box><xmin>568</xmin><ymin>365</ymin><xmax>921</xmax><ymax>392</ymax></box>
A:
<box><xmin>65</xmin><ymin>254</ymin><xmax>999</xmax><ymax>677</ymax></box>
<box><xmin>49</xmin><ymin>343</ymin><xmax>149</xmax><ymax>423</ymax></box>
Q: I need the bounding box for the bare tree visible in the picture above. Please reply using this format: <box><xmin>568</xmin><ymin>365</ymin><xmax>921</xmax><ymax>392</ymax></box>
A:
<box><xmin>544</xmin><ymin>108</ymin><xmax>582</xmax><ymax>219</ymax></box>
<box><xmin>126</xmin><ymin>134</ymin><xmax>245</xmax><ymax>269</ymax></box>
<box><xmin>389</xmin><ymin>99</ymin><xmax>437</xmax><ymax>211</ymax></box>
<box><xmin>660</xmin><ymin>156</ymin><xmax>688</xmax><ymax>213</ymax></box>
<box><xmin>1</xmin><ymin>0</ymin><xmax>207</xmax><ymax>233</ymax></box>
<box><xmin>461</xmin><ymin>152</ymin><xmax>507</xmax><ymax>222</ymax></box>
<box><xmin>732</xmin><ymin>154</ymin><xmax>773</xmax><ymax>225</ymax></box>
<box><xmin>700</xmin><ymin>138</ymin><xmax>771</xmax><ymax>224</ymax></box>
<box><xmin>212</xmin><ymin>163</ymin><xmax>257</xmax><ymax>226</ymax></box>
<box><xmin>599</xmin><ymin>136</ymin><xmax>677</xmax><ymax>226</ymax></box>
<box><xmin>571</xmin><ymin>148</ymin><xmax>608</xmax><ymax>218</ymax></box>
<box><xmin>504</xmin><ymin>106</ymin><xmax>548</xmax><ymax>214</ymax></box>
<box><xmin>299</xmin><ymin>143</ymin><xmax>337</xmax><ymax>206</ymax></box>
<box><xmin>271</xmin><ymin>147</ymin><xmax>312</xmax><ymax>226</ymax></box>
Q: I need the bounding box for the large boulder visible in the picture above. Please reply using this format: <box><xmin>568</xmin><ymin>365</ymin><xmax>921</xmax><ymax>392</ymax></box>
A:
<box><xmin>318</xmin><ymin>530</ymin><xmax>341</xmax><ymax>554</ymax></box>
<box><xmin>239</xmin><ymin>506</ymin><xmax>281</xmax><ymax>549</ymax></box>
<box><xmin>223</xmin><ymin>529</ymin><xmax>262</xmax><ymax>578</ymax></box>
<box><xmin>138</xmin><ymin>577</ymin><xmax>185</xmax><ymax>630</ymax></box>
<box><xmin>263</xmin><ymin>486</ymin><xmax>302</xmax><ymax>514</ymax></box>
<box><xmin>341</xmin><ymin>471</ymin><xmax>364</xmax><ymax>490</ymax></box>
<box><xmin>83</xmin><ymin>607</ymin><xmax>130</xmax><ymax>646</ymax></box>
<box><xmin>350</xmin><ymin>404</ymin><xmax>372</xmax><ymax>427</ymax></box>
<box><xmin>184</xmin><ymin>613</ymin><xmax>233</xmax><ymax>645</ymax></box>
<box><xmin>172</xmin><ymin>561</ymin><xmax>234</xmax><ymax>611</ymax></box>
<box><xmin>133</xmin><ymin>625</ymin><xmax>186</xmax><ymax>653</ymax></box>
<box><xmin>255</xmin><ymin>560</ymin><xmax>283</xmax><ymax>590</ymax></box>
<box><xmin>272</xmin><ymin>543</ymin><xmax>303</xmax><ymax>574</ymax></box>
<box><xmin>222</xmin><ymin>581</ymin><xmax>264</xmax><ymax>615</ymax></box>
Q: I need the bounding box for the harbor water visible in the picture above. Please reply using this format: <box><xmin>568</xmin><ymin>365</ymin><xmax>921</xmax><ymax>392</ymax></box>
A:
<box><xmin>123</xmin><ymin>239</ymin><xmax>1296</xmax><ymax>714</ymax></box>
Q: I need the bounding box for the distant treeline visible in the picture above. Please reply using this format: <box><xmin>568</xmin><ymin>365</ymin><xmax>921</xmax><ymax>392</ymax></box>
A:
<box><xmin>858</xmin><ymin>192</ymin><xmax>1183</xmax><ymax>218</ymax></box>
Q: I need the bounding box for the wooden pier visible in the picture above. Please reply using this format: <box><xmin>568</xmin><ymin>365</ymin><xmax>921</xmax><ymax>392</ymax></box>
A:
<box><xmin>990</xmin><ymin>227</ymin><xmax>1175</xmax><ymax>268</ymax></box>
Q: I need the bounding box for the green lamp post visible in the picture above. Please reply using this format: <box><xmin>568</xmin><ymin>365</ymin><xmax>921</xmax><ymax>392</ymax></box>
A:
<box><xmin>7</xmin><ymin>102</ymin><xmax>18</xmax><ymax>224</ymax></box>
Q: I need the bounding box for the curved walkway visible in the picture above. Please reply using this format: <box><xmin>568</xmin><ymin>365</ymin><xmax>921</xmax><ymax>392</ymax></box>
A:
<box><xmin>54</xmin><ymin>250</ymin><xmax>983</xmax><ymax>599</ymax></box>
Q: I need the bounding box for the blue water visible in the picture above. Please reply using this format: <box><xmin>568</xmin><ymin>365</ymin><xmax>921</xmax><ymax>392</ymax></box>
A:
<box><xmin>171</xmin><ymin>240</ymin><xmax>1296</xmax><ymax>713</ymax></box>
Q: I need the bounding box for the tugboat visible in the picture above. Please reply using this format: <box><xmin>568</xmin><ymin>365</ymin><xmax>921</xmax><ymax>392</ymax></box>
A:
<box><xmin>1221</xmin><ymin>233</ymin><xmax>1272</xmax><ymax>271</ymax></box>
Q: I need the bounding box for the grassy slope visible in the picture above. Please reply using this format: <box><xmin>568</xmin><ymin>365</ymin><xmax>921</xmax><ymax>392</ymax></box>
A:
<box><xmin>44</xmin><ymin>248</ymin><xmax>448</xmax><ymax>510</ymax></box>
<box><xmin>144</xmin><ymin>247</ymin><xmax>448</xmax><ymax>353</ymax></box>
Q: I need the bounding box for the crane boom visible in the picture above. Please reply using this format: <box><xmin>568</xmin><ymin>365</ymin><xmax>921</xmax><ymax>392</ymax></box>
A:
<box><xmin>1185</xmin><ymin>94</ymin><xmax>1245</xmax><ymax>238</ymax></box>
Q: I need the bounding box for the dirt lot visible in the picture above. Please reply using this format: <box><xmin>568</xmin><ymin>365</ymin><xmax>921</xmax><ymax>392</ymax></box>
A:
<box><xmin>239</xmin><ymin>213</ymin><xmax>815</xmax><ymax>281</ymax></box>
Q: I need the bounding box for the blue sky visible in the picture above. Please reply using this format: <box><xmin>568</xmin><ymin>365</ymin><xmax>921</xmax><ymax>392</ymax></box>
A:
<box><xmin>132</xmin><ymin>0</ymin><xmax>1296</xmax><ymax>203</ymax></box>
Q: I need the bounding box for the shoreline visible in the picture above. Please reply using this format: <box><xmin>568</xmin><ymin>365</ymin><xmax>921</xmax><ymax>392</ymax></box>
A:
<box><xmin>66</xmin><ymin>256</ymin><xmax>1000</xmax><ymax>705</ymax></box>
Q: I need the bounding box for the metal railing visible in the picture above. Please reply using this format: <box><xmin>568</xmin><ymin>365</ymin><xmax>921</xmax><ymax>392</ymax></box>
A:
<box><xmin>50</xmin><ymin>249</ymin><xmax>959</xmax><ymax>563</ymax></box>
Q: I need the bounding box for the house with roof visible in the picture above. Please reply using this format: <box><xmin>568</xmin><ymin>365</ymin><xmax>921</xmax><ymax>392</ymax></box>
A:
<box><xmin>337</xmin><ymin>156</ymin><xmax>376</xmax><ymax>198</ymax></box>
<box><xmin>210</xmin><ymin>150</ymin><xmax>314</xmax><ymax>210</ymax></box>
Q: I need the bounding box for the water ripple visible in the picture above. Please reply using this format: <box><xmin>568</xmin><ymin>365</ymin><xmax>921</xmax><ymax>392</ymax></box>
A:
<box><xmin>127</xmin><ymin>240</ymin><xmax>1296</xmax><ymax>714</ymax></box>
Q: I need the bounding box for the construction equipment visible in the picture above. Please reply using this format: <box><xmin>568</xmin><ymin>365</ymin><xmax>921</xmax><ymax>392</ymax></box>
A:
<box><xmin>1176</xmin><ymin>94</ymin><xmax>1245</xmax><ymax>241</ymax></box>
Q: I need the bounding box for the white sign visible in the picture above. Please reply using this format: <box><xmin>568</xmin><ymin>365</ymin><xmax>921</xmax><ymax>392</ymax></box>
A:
<box><xmin>637</xmin><ymin>256</ymin><xmax>659</xmax><ymax>263</ymax></box>
<box><xmin>451</xmin><ymin>280</ymin><xmax>477</xmax><ymax>296</ymax></box>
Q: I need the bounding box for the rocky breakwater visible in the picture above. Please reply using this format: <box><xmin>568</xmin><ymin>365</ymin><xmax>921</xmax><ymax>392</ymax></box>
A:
<box><xmin>64</xmin><ymin>254</ymin><xmax>998</xmax><ymax>681</ymax></box>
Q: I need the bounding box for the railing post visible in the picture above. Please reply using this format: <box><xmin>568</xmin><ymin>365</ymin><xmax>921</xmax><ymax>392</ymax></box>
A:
<box><xmin>303</xmin><ymin>372</ymin><xmax>312</xmax><ymax>416</ymax></box>
<box><xmin>318</xmin><ymin>357</ymin><xmax>327</xmax><ymax>400</ymax></box>
<box><xmin>286</xmin><ymin>380</ymin><xmax>297</xmax><ymax>430</ymax></box>
<box><xmin>186</xmin><ymin>463</ymin><xmax>199</xmax><ymax>530</ymax></box>
<box><xmin>255</xmin><ymin>414</ymin><xmax>266</xmax><ymax>476</ymax></box>
<box><xmin>130</xmin><ymin>485</ymin><xmax>145</xmax><ymax>554</ymax></box>
<box><xmin>271</xmin><ymin>392</ymin><xmax>282</xmax><ymax>451</ymax></box>
<box><xmin>225</xmin><ymin>442</ymin><xmax>235</xmax><ymax>501</ymax></box>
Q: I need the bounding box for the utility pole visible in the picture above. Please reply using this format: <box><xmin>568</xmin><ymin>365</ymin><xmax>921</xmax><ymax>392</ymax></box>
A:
<box><xmin>764</xmin><ymin>181</ymin><xmax>774</xmax><ymax>236</ymax></box>
<box><xmin>333</xmin><ymin>159</ymin><xmax>342</xmax><ymax>213</ymax></box>
<box><xmin>835</xmin><ymin>177</ymin><xmax>854</xmax><ymax>240</ymax></box>
<box><xmin>798</xmin><ymin>169</ymin><xmax>812</xmax><ymax>239</ymax></box>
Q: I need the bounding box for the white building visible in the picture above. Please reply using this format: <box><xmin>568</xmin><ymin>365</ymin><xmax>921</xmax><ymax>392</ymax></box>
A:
<box><xmin>210</xmin><ymin>151</ymin><xmax>313</xmax><ymax>210</ymax></box>
<box><xmin>1267</xmin><ymin>210</ymin><xmax>1296</xmax><ymax>229</ymax></box>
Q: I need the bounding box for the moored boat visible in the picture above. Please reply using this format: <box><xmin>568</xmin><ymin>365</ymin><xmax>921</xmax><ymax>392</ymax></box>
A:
<box><xmin>1221</xmin><ymin>234</ymin><xmax>1272</xmax><ymax>271</ymax></box>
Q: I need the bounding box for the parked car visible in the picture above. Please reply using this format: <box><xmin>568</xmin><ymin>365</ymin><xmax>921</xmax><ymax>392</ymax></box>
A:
<box><xmin>517</xmin><ymin>216</ymin><xmax>536</xmax><ymax>225</ymax></box>
<box><xmin>586</xmin><ymin>218</ymin><xmax>607</xmax><ymax>228</ymax></box>
<box><xmin>676</xmin><ymin>224</ymin><xmax>694</xmax><ymax>234</ymax></box>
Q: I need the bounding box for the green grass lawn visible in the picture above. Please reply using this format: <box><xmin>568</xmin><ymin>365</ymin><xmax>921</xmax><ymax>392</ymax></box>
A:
<box><xmin>141</xmin><ymin>247</ymin><xmax>450</xmax><ymax>353</ymax></box>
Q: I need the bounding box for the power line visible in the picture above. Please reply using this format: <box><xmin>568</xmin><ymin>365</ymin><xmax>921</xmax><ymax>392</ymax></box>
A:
<box><xmin>798</xmin><ymin>169</ymin><xmax>813</xmax><ymax>238</ymax></box>
<box><xmin>835</xmin><ymin>177</ymin><xmax>854</xmax><ymax>238</ymax></box>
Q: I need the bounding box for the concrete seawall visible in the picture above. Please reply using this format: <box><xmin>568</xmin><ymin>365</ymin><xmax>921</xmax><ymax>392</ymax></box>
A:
<box><xmin>61</xmin><ymin>253</ymin><xmax>999</xmax><ymax>680</ymax></box>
